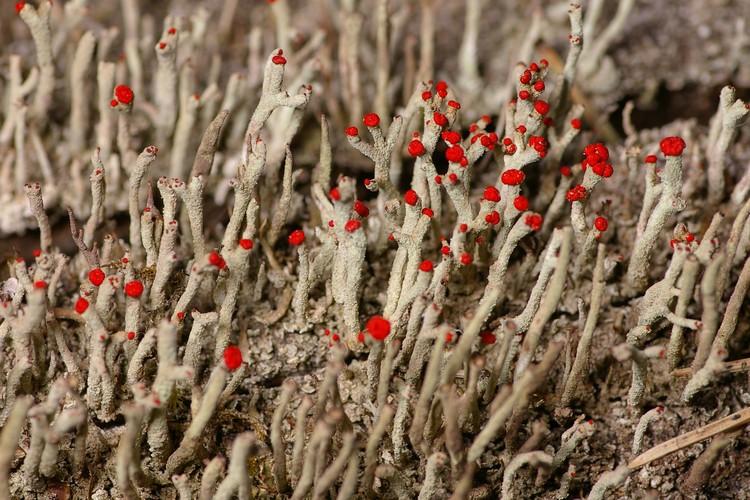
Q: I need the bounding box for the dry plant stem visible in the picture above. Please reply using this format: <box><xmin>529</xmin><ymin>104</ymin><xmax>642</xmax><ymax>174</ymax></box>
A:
<box><xmin>117</xmin><ymin>404</ymin><xmax>146</xmax><ymax>500</ymax></box>
<box><xmin>18</xmin><ymin>2</ymin><xmax>54</xmax><ymax>121</ymax></box>
<box><xmin>708</xmin><ymin>86</ymin><xmax>749</xmax><ymax>204</ymax></box>
<box><xmin>515</xmin><ymin>228</ymin><xmax>572</xmax><ymax>380</ymax></box>
<box><xmin>683</xmin><ymin>348</ymin><xmax>727</xmax><ymax>402</ymax></box>
<box><xmin>271</xmin><ymin>378</ymin><xmax>297</xmax><ymax>493</ymax></box>
<box><xmin>667</xmin><ymin>256</ymin><xmax>700</xmax><ymax>370</ymax></box>
<box><xmin>502</xmin><ymin>451</ymin><xmax>553</xmax><ymax>499</ymax></box>
<box><xmin>438</xmin><ymin>385</ymin><xmax>465</xmax><ymax>474</ymax></box>
<box><xmin>712</xmin><ymin>252</ymin><xmax>750</xmax><ymax>352</ymax></box>
<box><xmin>632</xmin><ymin>407</ymin><xmax>663</xmax><ymax>456</ymax></box>
<box><xmin>362</xmin><ymin>405</ymin><xmax>395</xmax><ymax>494</ymax></box>
<box><xmin>312</xmin><ymin>432</ymin><xmax>357</xmax><ymax>500</ymax></box>
<box><xmin>291</xmin><ymin>397</ymin><xmax>314</xmax><ymax>484</ymax></box>
<box><xmin>166</xmin><ymin>364</ymin><xmax>230</xmax><ymax>474</ymax></box>
<box><xmin>409</xmin><ymin>328</ymin><xmax>447</xmax><ymax>453</ymax></box>
<box><xmin>128</xmin><ymin>147</ymin><xmax>158</xmax><ymax>264</ymax></box>
<box><xmin>292</xmin><ymin>410</ymin><xmax>339</xmax><ymax>500</ymax></box>
<box><xmin>716</xmin><ymin>197</ymin><xmax>750</xmax><ymax>298</ymax></box>
<box><xmin>199</xmin><ymin>457</ymin><xmax>225</xmax><ymax>500</ymax></box>
<box><xmin>213</xmin><ymin>433</ymin><xmax>257</xmax><ymax>500</ymax></box>
<box><xmin>561</xmin><ymin>243</ymin><xmax>605</xmax><ymax>405</ymax></box>
<box><xmin>417</xmin><ymin>452</ymin><xmax>447</xmax><ymax>500</ymax></box>
<box><xmin>24</xmin><ymin>183</ymin><xmax>53</xmax><ymax>254</ymax></box>
<box><xmin>467</xmin><ymin>339</ymin><xmax>563</xmax><ymax>463</ymax></box>
<box><xmin>629</xmin><ymin>406</ymin><xmax>750</xmax><ymax>469</ymax></box>
<box><xmin>683</xmin><ymin>435</ymin><xmax>732</xmax><ymax>493</ymax></box>
<box><xmin>628</xmin><ymin>150</ymin><xmax>686</xmax><ymax>291</ymax></box>
<box><xmin>483</xmin><ymin>320</ymin><xmax>518</xmax><ymax>403</ymax></box>
<box><xmin>587</xmin><ymin>465</ymin><xmax>630</xmax><ymax>500</ymax></box>
<box><xmin>377</xmin><ymin>339</ymin><xmax>400</xmax><ymax>410</ymax></box>
<box><xmin>336</xmin><ymin>450</ymin><xmax>359</xmax><ymax>500</ymax></box>
<box><xmin>268</xmin><ymin>146</ymin><xmax>295</xmax><ymax>247</ymax></box>
<box><xmin>0</xmin><ymin>396</ymin><xmax>33</xmax><ymax>500</ymax></box>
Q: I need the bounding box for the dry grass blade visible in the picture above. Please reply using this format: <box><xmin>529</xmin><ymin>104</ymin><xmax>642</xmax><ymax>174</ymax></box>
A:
<box><xmin>628</xmin><ymin>407</ymin><xmax>750</xmax><ymax>469</ymax></box>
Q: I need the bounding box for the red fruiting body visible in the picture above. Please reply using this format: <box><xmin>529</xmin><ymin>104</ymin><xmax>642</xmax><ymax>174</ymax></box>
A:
<box><xmin>525</xmin><ymin>214</ymin><xmax>543</xmax><ymax>231</ymax></box>
<box><xmin>366</xmin><ymin>316</ymin><xmax>391</xmax><ymax>341</ymax></box>
<box><xmin>445</xmin><ymin>333</ymin><xmax>453</xmax><ymax>343</ymax></box>
<box><xmin>75</xmin><ymin>298</ymin><xmax>89</xmax><ymax>314</ymax></box>
<box><xmin>124</xmin><ymin>280</ymin><xmax>144</xmax><ymax>298</ymax></box>
<box><xmin>272</xmin><ymin>54</ymin><xmax>286</xmax><ymax>65</ymax></box>
<box><xmin>540</xmin><ymin>59</ymin><xmax>549</xmax><ymax>67</ymax></box>
<box><xmin>503</xmin><ymin>137</ymin><xmax>512</xmax><ymax>146</ymax></box>
<box><xmin>660</xmin><ymin>136</ymin><xmax>686</xmax><ymax>156</ymax></box>
<box><xmin>408</xmin><ymin>139</ymin><xmax>425</xmax><ymax>156</ymax></box>
<box><xmin>484</xmin><ymin>186</ymin><xmax>501</xmax><ymax>202</ymax></box>
<box><xmin>460</xmin><ymin>224</ymin><xmax>468</xmax><ymax>232</ymax></box>
<box><xmin>480</xmin><ymin>330</ymin><xmax>496</xmax><ymax>344</ymax></box>
<box><xmin>448</xmin><ymin>100</ymin><xmax>461</xmax><ymax>109</ymax></box>
<box><xmin>208</xmin><ymin>252</ymin><xmax>222</xmax><ymax>266</ymax></box>
<box><xmin>330</xmin><ymin>187</ymin><xmax>341</xmax><ymax>201</ymax></box>
<box><xmin>16</xmin><ymin>2</ymin><xmax>25</xmax><ymax>13</ymax></box>
<box><xmin>110</xmin><ymin>99</ymin><xmax>119</xmax><ymax>107</ymax></box>
<box><xmin>433</xmin><ymin>113</ymin><xmax>448</xmax><ymax>127</ymax></box>
<box><xmin>571</xmin><ymin>118</ymin><xmax>582</xmax><ymax>130</ymax></box>
<box><xmin>34</xmin><ymin>280</ymin><xmax>46</xmax><ymax>289</ymax></box>
<box><xmin>168</xmin><ymin>27</ymin><xmax>176</xmax><ymax>35</ymax></box>
<box><xmin>476</xmin><ymin>236</ymin><xmax>485</xmax><ymax>244</ymax></box>
<box><xmin>89</xmin><ymin>268</ymin><xmax>105</xmax><ymax>286</ymax></box>
<box><xmin>594</xmin><ymin>216</ymin><xmax>608</xmax><ymax>232</ymax></box>
<box><xmin>482</xmin><ymin>115</ymin><xmax>491</xmax><ymax>123</ymax></box>
<box><xmin>436</xmin><ymin>81</ymin><xmax>447</xmax><ymax>91</ymax></box>
<box><xmin>422</xmin><ymin>208</ymin><xmax>434</xmax><ymax>218</ymax></box>
<box><xmin>686</xmin><ymin>232</ymin><xmax>695</xmax><ymax>243</ymax></box>
<box><xmin>363</xmin><ymin>113</ymin><xmax>380</xmax><ymax>127</ymax></box>
<box><xmin>501</xmin><ymin>169</ymin><xmax>525</xmax><ymax>186</ymax></box>
<box><xmin>520</xmin><ymin>71</ymin><xmax>531</xmax><ymax>84</ymax></box>
<box><xmin>460</xmin><ymin>253</ymin><xmax>472</xmax><ymax>265</ymax></box>
<box><xmin>127</xmin><ymin>331</ymin><xmax>135</xmax><ymax>340</ymax></box>
<box><xmin>485</xmin><ymin>211</ymin><xmax>500</xmax><ymax>225</ymax></box>
<box><xmin>332</xmin><ymin>334</ymin><xmax>340</xmax><ymax>342</ymax></box>
<box><xmin>33</xmin><ymin>249</ymin><xmax>41</xmax><ymax>257</ymax></box>
<box><xmin>534</xmin><ymin>81</ymin><xmax>545</xmax><ymax>92</ymax></box>
<box><xmin>223</xmin><ymin>346</ymin><xmax>243</xmax><ymax>370</ymax></box>
<box><xmin>543</xmin><ymin>117</ymin><xmax>554</xmax><ymax>127</ymax></box>
<box><xmin>505</xmin><ymin>144</ymin><xmax>517</xmax><ymax>154</ymax></box>
<box><xmin>516</xmin><ymin>125</ymin><xmax>527</xmax><ymax>134</ymax></box>
<box><xmin>529</xmin><ymin>62</ymin><xmax>539</xmax><ymax>71</ymax></box>
<box><xmin>592</xmin><ymin>162</ymin><xmax>612</xmax><ymax>177</ymax></box>
<box><xmin>529</xmin><ymin>136</ymin><xmax>547</xmax><ymax>153</ymax></box>
<box><xmin>566</xmin><ymin>184</ymin><xmax>586</xmax><ymax>202</ymax></box>
<box><xmin>353</xmin><ymin>200</ymin><xmax>370</xmax><ymax>218</ymax></box>
<box><xmin>288</xmin><ymin>230</ymin><xmax>305</xmax><ymax>245</ymax></box>
<box><xmin>405</xmin><ymin>190</ymin><xmax>419</xmax><ymax>206</ymax></box>
<box><xmin>645</xmin><ymin>155</ymin><xmax>657</xmax><ymax>163</ymax></box>
<box><xmin>514</xmin><ymin>196</ymin><xmax>529</xmax><ymax>211</ymax></box>
<box><xmin>422</xmin><ymin>91</ymin><xmax>432</xmax><ymax>101</ymax></box>
<box><xmin>584</xmin><ymin>143</ymin><xmax>609</xmax><ymax>161</ymax></box>
<box><xmin>115</xmin><ymin>85</ymin><xmax>134</xmax><ymax>105</ymax></box>
<box><xmin>442</xmin><ymin>131</ymin><xmax>461</xmax><ymax>144</ymax></box>
<box><xmin>560</xmin><ymin>166</ymin><xmax>572</xmax><ymax>177</ymax></box>
<box><xmin>448</xmin><ymin>173</ymin><xmax>458</xmax><ymax>183</ymax></box>
<box><xmin>518</xmin><ymin>90</ymin><xmax>530</xmax><ymax>100</ymax></box>
<box><xmin>460</xmin><ymin>157</ymin><xmax>468</xmax><ymax>167</ymax></box>
<box><xmin>159</xmin><ymin>42</ymin><xmax>167</xmax><ymax>49</ymax></box>
<box><xmin>345</xmin><ymin>126</ymin><xmax>359</xmax><ymax>137</ymax></box>
<box><xmin>324</xmin><ymin>329</ymin><xmax>330</xmax><ymax>336</ymax></box>
<box><xmin>176</xmin><ymin>311</ymin><xmax>185</xmax><ymax>320</ymax></box>
<box><xmin>345</xmin><ymin>220</ymin><xmax>361</xmax><ymax>232</ymax></box>
<box><xmin>328</xmin><ymin>220</ymin><xmax>335</xmax><ymax>227</ymax></box>
<box><xmin>441</xmin><ymin>245</ymin><xmax>451</xmax><ymax>255</ymax></box>
<box><xmin>434</xmin><ymin>175</ymin><xmax>442</xmax><ymax>184</ymax></box>
<box><xmin>419</xmin><ymin>260</ymin><xmax>434</xmax><ymax>272</ymax></box>
<box><xmin>239</xmin><ymin>239</ymin><xmax>253</xmax><ymax>250</ymax></box>
<box><xmin>357</xmin><ymin>332</ymin><xmax>365</xmax><ymax>343</ymax></box>
<box><xmin>534</xmin><ymin>100</ymin><xmax>549</xmax><ymax>115</ymax></box>
<box><xmin>469</xmin><ymin>124</ymin><xmax>478</xmax><ymax>133</ymax></box>
<box><xmin>445</xmin><ymin>145</ymin><xmax>464</xmax><ymax>163</ymax></box>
